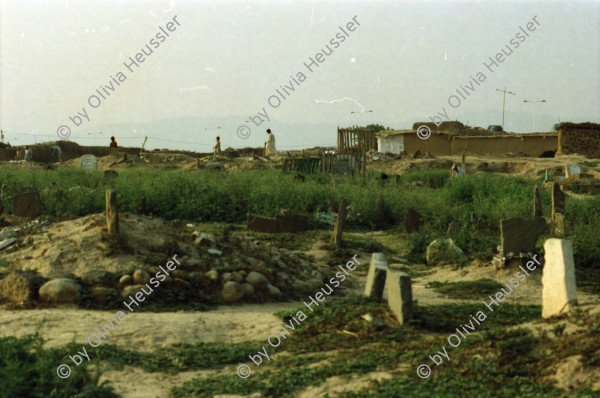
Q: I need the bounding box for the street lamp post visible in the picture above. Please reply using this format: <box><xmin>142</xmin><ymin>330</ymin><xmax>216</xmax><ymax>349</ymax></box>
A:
<box><xmin>523</xmin><ymin>100</ymin><xmax>546</xmax><ymax>132</ymax></box>
<box><xmin>496</xmin><ymin>88</ymin><xmax>516</xmax><ymax>130</ymax></box>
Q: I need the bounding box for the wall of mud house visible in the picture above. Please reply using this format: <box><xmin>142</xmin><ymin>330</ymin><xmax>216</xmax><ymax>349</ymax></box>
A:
<box><xmin>377</xmin><ymin>132</ymin><xmax>557</xmax><ymax>157</ymax></box>
<box><xmin>557</xmin><ymin>126</ymin><xmax>600</xmax><ymax>158</ymax></box>
<box><xmin>451</xmin><ymin>134</ymin><xmax>557</xmax><ymax>156</ymax></box>
<box><xmin>403</xmin><ymin>133</ymin><xmax>453</xmax><ymax>155</ymax></box>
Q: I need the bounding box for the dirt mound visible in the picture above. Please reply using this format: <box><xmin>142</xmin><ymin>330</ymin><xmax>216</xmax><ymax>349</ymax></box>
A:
<box><xmin>0</xmin><ymin>213</ymin><xmax>328</xmax><ymax>306</ymax></box>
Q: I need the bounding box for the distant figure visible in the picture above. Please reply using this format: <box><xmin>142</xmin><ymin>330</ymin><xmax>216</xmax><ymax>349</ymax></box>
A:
<box><xmin>24</xmin><ymin>146</ymin><xmax>33</xmax><ymax>163</ymax></box>
<box><xmin>214</xmin><ymin>136</ymin><xmax>222</xmax><ymax>156</ymax></box>
<box><xmin>265</xmin><ymin>129</ymin><xmax>277</xmax><ymax>156</ymax></box>
<box><xmin>110</xmin><ymin>136</ymin><xmax>118</xmax><ymax>148</ymax></box>
<box><xmin>52</xmin><ymin>146</ymin><xmax>62</xmax><ymax>162</ymax></box>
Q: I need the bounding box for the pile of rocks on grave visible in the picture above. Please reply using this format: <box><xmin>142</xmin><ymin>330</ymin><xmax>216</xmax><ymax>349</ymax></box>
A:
<box><xmin>0</xmin><ymin>230</ymin><xmax>329</xmax><ymax>308</ymax></box>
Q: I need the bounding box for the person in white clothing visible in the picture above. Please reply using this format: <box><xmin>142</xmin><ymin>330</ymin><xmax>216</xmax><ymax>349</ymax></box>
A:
<box><xmin>265</xmin><ymin>129</ymin><xmax>277</xmax><ymax>156</ymax></box>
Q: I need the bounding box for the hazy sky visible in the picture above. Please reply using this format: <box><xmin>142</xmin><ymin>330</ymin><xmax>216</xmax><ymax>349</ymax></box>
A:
<box><xmin>1</xmin><ymin>0</ymin><xmax>599</xmax><ymax>150</ymax></box>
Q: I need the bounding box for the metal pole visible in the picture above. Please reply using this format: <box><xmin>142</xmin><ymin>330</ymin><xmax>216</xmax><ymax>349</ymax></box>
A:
<box><xmin>496</xmin><ymin>88</ymin><xmax>516</xmax><ymax>130</ymax></box>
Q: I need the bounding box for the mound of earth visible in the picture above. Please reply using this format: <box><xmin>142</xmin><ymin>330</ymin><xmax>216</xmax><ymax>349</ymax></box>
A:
<box><xmin>0</xmin><ymin>213</ymin><xmax>330</xmax><ymax>306</ymax></box>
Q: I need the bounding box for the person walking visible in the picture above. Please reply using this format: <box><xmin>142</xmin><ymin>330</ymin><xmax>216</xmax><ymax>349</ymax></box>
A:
<box><xmin>24</xmin><ymin>146</ymin><xmax>33</xmax><ymax>163</ymax></box>
<box><xmin>265</xmin><ymin>129</ymin><xmax>277</xmax><ymax>157</ymax></box>
<box><xmin>214</xmin><ymin>136</ymin><xmax>222</xmax><ymax>156</ymax></box>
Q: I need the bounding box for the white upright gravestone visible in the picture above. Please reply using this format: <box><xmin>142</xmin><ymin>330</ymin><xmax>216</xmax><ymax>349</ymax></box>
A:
<box><xmin>542</xmin><ymin>239</ymin><xmax>578</xmax><ymax>318</ymax></box>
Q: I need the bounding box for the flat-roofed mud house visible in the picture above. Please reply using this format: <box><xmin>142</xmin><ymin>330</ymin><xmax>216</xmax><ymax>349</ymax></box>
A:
<box><xmin>366</xmin><ymin>121</ymin><xmax>560</xmax><ymax>157</ymax></box>
<box><xmin>557</xmin><ymin>122</ymin><xmax>600</xmax><ymax>158</ymax></box>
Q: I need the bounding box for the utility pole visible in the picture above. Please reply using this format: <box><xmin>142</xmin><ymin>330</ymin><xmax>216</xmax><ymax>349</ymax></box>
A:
<box><xmin>496</xmin><ymin>87</ymin><xmax>516</xmax><ymax>130</ymax></box>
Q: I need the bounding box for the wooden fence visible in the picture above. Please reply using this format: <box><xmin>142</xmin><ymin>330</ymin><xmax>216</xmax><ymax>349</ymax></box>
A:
<box><xmin>337</xmin><ymin>126</ymin><xmax>379</xmax><ymax>153</ymax></box>
<box><xmin>282</xmin><ymin>153</ymin><xmax>366</xmax><ymax>177</ymax></box>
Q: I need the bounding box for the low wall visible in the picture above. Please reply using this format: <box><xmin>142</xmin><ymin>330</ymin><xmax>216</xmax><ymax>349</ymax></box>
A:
<box><xmin>376</xmin><ymin>132</ymin><xmax>557</xmax><ymax>157</ymax></box>
<box><xmin>451</xmin><ymin>134</ymin><xmax>557</xmax><ymax>156</ymax></box>
<box><xmin>403</xmin><ymin>133</ymin><xmax>453</xmax><ymax>155</ymax></box>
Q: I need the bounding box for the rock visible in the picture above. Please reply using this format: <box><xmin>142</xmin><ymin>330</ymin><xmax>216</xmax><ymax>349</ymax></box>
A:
<box><xmin>172</xmin><ymin>270</ymin><xmax>190</xmax><ymax>280</ymax></box>
<box><xmin>0</xmin><ymin>228</ymin><xmax>17</xmax><ymax>241</ymax></box>
<box><xmin>173</xmin><ymin>278</ymin><xmax>190</xmax><ymax>288</ymax></box>
<box><xmin>222</xmin><ymin>281</ymin><xmax>244</xmax><ymax>303</ymax></box>
<box><xmin>246</xmin><ymin>271</ymin><xmax>269</xmax><ymax>288</ymax></box>
<box><xmin>122</xmin><ymin>284</ymin><xmax>145</xmax><ymax>297</ymax></box>
<box><xmin>12</xmin><ymin>191</ymin><xmax>42</xmax><ymax>218</ymax></box>
<box><xmin>500</xmin><ymin>217</ymin><xmax>547</xmax><ymax>256</ymax></box>
<box><xmin>208</xmin><ymin>248</ymin><xmax>222</xmax><ymax>256</ymax></box>
<box><xmin>242</xmin><ymin>283</ymin><xmax>255</xmax><ymax>296</ymax></box>
<box><xmin>194</xmin><ymin>232</ymin><xmax>216</xmax><ymax>247</ymax></box>
<box><xmin>292</xmin><ymin>279</ymin><xmax>313</xmax><ymax>294</ymax></box>
<box><xmin>132</xmin><ymin>270</ymin><xmax>150</xmax><ymax>285</ymax></box>
<box><xmin>186</xmin><ymin>258</ymin><xmax>203</xmax><ymax>268</ymax></box>
<box><xmin>232</xmin><ymin>272</ymin><xmax>244</xmax><ymax>283</ymax></box>
<box><xmin>119</xmin><ymin>275</ymin><xmax>133</xmax><ymax>285</ymax></box>
<box><xmin>267</xmin><ymin>284</ymin><xmax>282</xmax><ymax>297</ymax></box>
<box><xmin>205</xmin><ymin>269</ymin><xmax>219</xmax><ymax>281</ymax></box>
<box><xmin>189</xmin><ymin>272</ymin><xmax>204</xmax><ymax>280</ymax></box>
<box><xmin>0</xmin><ymin>271</ymin><xmax>38</xmax><ymax>305</ymax></box>
<box><xmin>404</xmin><ymin>208</ymin><xmax>424</xmax><ymax>233</ymax></box>
<box><xmin>222</xmin><ymin>272</ymin><xmax>234</xmax><ymax>282</ymax></box>
<box><xmin>39</xmin><ymin>279</ymin><xmax>81</xmax><ymax>304</ymax></box>
<box><xmin>542</xmin><ymin>239</ymin><xmax>577</xmax><ymax>318</ymax></box>
<box><xmin>206</xmin><ymin>162</ymin><xmax>225</xmax><ymax>171</ymax></box>
<box><xmin>425</xmin><ymin>238</ymin><xmax>467</xmax><ymax>266</ymax></box>
<box><xmin>91</xmin><ymin>287</ymin><xmax>111</xmax><ymax>304</ymax></box>
<box><xmin>0</xmin><ymin>238</ymin><xmax>17</xmax><ymax>251</ymax></box>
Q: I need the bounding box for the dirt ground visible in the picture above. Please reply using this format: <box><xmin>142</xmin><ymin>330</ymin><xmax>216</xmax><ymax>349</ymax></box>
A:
<box><xmin>1</xmin><ymin>255</ymin><xmax>598</xmax><ymax>397</ymax></box>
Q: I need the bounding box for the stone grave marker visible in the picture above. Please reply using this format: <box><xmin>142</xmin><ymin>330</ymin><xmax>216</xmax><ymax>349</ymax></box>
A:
<box><xmin>404</xmin><ymin>208</ymin><xmax>424</xmax><ymax>233</ymax></box>
<box><xmin>551</xmin><ymin>183</ymin><xmax>566</xmax><ymax>234</ymax></box>
<box><xmin>78</xmin><ymin>154</ymin><xmax>98</xmax><ymax>171</ymax></box>
<box><xmin>500</xmin><ymin>217</ymin><xmax>547</xmax><ymax>256</ymax></box>
<box><xmin>386</xmin><ymin>269</ymin><xmax>412</xmax><ymax>325</ymax></box>
<box><xmin>364</xmin><ymin>253</ymin><xmax>388</xmax><ymax>299</ymax></box>
<box><xmin>542</xmin><ymin>239</ymin><xmax>577</xmax><ymax>318</ymax></box>
<box><xmin>565</xmin><ymin>165</ymin><xmax>581</xmax><ymax>178</ymax></box>
<box><xmin>12</xmin><ymin>191</ymin><xmax>42</xmax><ymax>218</ymax></box>
<box><xmin>534</xmin><ymin>186</ymin><xmax>542</xmax><ymax>218</ymax></box>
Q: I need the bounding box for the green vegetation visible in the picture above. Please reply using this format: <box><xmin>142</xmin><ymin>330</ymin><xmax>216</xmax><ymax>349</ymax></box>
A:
<box><xmin>169</xmin><ymin>295</ymin><xmax>595</xmax><ymax>397</ymax></box>
<box><xmin>425</xmin><ymin>279</ymin><xmax>504</xmax><ymax>299</ymax></box>
<box><xmin>1</xmin><ymin>168</ymin><xmax>598</xmax><ymax>269</ymax></box>
<box><xmin>0</xmin><ymin>334</ymin><xmax>119</xmax><ymax>398</ymax></box>
<box><xmin>7</xmin><ymin>295</ymin><xmax>596</xmax><ymax>397</ymax></box>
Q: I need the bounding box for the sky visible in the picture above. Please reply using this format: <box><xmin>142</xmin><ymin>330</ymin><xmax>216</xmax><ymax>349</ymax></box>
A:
<box><xmin>1</xmin><ymin>0</ymin><xmax>599</xmax><ymax>151</ymax></box>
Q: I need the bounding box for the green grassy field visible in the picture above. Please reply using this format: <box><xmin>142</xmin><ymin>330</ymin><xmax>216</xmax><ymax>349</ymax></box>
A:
<box><xmin>1</xmin><ymin>168</ymin><xmax>598</xmax><ymax>268</ymax></box>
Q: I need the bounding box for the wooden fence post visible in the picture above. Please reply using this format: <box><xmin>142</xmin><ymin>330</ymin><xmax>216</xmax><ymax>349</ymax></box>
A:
<box><xmin>106</xmin><ymin>189</ymin><xmax>119</xmax><ymax>234</ymax></box>
<box><xmin>332</xmin><ymin>198</ymin><xmax>348</xmax><ymax>246</ymax></box>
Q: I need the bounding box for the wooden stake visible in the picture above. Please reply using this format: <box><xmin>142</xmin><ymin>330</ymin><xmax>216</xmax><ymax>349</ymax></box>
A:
<box><xmin>332</xmin><ymin>198</ymin><xmax>348</xmax><ymax>246</ymax></box>
<box><xmin>106</xmin><ymin>189</ymin><xmax>119</xmax><ymax>234</ymax></box>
